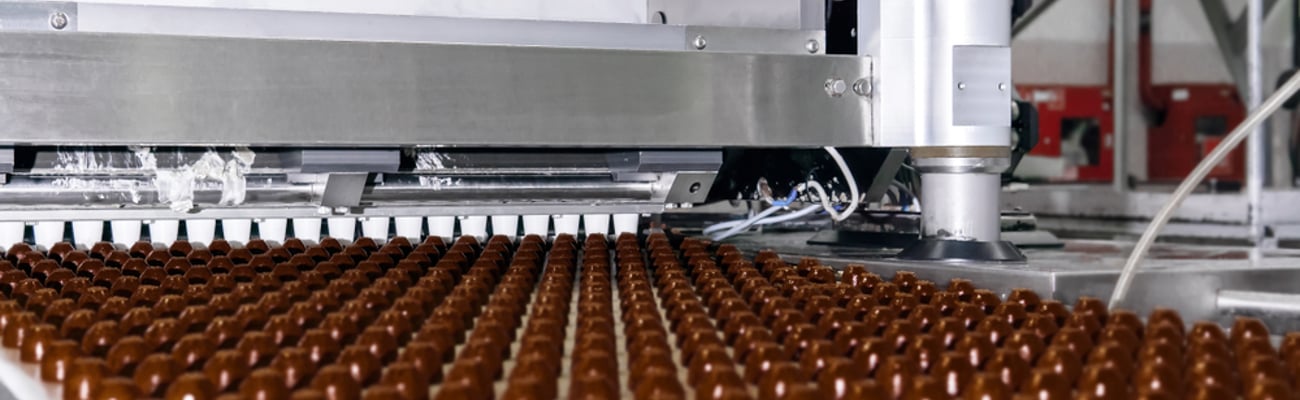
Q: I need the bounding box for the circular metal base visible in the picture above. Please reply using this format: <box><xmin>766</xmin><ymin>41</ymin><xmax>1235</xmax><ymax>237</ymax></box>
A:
<box><xmin>896</xmin><ymin>239</ymin><xmax>1027</xmax><ymax>262</ymax></box>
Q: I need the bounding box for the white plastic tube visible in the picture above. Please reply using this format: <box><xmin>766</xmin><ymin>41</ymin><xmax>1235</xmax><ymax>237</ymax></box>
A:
<box><xmin>1110</xmin><ymin>71</ymin><xmax>1300</xmax><ymax>308</ymax></box>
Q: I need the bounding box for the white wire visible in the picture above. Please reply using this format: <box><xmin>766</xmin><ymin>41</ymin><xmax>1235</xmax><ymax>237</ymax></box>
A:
<box><xmin>711</xmin><ymin>204</ymin><xmax>825</xmax><ymax>241</ymax></box>
<box><xmin>820</xmin><ymin>146</ymin><xmax>861</xmax><ymax>221</ymax></box>
<box><xmin>1109</xmin><ymin>71</ymin><xmax>1300</xmax><ymax>309</ymax></box>
<box><xmin>703</xmin><ymin>220</ymin><xmax>745</xmax><ymax>236</ymax></box>
<box><xmin>704</xmin><ymin>146</ymin><xmax>859</xmax><ymax>239</ymax></box>
<box><xmin>709</xmin><ymin>205</ymin><xmax>783</xmax><ymax>241</ymax></box>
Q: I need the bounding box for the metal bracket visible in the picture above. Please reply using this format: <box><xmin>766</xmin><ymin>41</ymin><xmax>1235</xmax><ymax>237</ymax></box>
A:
<box><xmin>318</xmin><ymin>173</ymin><xmax>368</xmax><ymax>208</ymax></box>
<box><xmin>609</xmin><ymin>151</ymin><xmax>723</xmax><ymax>180</ymax></box>
<box><xmin>664</xmin><ymin>172</ymin><xmax>719</xmax><ymax>204</ymax></box>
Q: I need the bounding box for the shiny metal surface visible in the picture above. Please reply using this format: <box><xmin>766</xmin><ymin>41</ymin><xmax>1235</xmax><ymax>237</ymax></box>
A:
<box><xmin>0</xmin><ymin>1</ymin><xmax>823</xmax><ymax>55</ymax></box>
<box><xmin>1217</xmin><ymin>290</ymin><xmax>1300</xmax><ymax>314</ymax></box>
<box><xmin>0</xmin><ymin>31</ymin><xmax>870</xmax><ymax>147</ymax></box>
<box><xmin>1113</xmin><ymin>0</ymin><xmax>1130</xmax><ymax>192</ymax></box>
<box><xmin>1004</xmin><ymin>185</ymin><xmax>1300</xmax><ymax>224</ymax></box>
<box><xmin>919</xmin><ymin>172</ymin><xmax>1001</xmax><ymax>241</ymax></box>
<box><xmin>857</xmin><ymin>0</ymin><xmax>1012</xmax><ymax>148</ymax></box>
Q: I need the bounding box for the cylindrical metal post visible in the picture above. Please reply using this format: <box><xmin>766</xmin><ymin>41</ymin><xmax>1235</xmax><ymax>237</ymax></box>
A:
<box><xmin>1217</xmin><ymin>290</ymin><xmax>1300</xmax><ymax>314</ymax></box>
<box><xmin>920</xmin><ymin>172</ymin><xmax>1002</xmax><ymax>241</ymax></box>
<box><xmin>1247</xmin><ymin>0</ymin><xmax>1266</xmax><ymax>246</ymax></box>
<box><xmin>1112</xmin><ymin>0</ymin><xmax>1129</xmax><ymax>191</ymax></box>
<box><xmin>913</xmin><ymin>151</ymin><xmax>1010</xmax><ymax>242</ymax></box>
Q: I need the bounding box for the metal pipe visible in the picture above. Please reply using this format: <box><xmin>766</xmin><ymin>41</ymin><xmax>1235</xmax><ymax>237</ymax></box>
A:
<box><xmin>1217</xmin><ymin>290</ymin><xmax>1300</xmax><ymax>314</ymax></box>
<box><xmin>1248</xmin><ymin>0</ymin><xmax>1266</xmax><ymax>245</ymax></box>
<box><xmin>1112</xmin><ymin>0</ymin><xmax>1130</xmax><ymax>192</ymax></box>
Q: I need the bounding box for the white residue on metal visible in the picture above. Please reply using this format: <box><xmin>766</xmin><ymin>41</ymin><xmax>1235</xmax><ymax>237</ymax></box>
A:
<box><xmin>51</xmin><ymin>178</ymin><xmax>151</xmax><ymax>204</ymax></box>
<box><xmin>413</xmin><ymin>150</ymin><xmax>460</xmax><ymax>188</ymax></box>
<box><xmin>414</xmin><ymin>150</ymin><xmax>450</xmax><ymax>170</ymax></box>
<box><xmin>54</xmin><ymin>148</ymin><xmax>106</xmax><ymax>172</ymax></box>
<box><xmin>137</xmin><ymin>147</ymin><xmax>255</xmax><ymax>213</ymax></box>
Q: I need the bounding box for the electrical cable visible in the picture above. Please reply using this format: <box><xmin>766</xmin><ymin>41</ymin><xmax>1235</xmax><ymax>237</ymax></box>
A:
<box><xmin>707</xmin><ymin>205</ymin><xmax>783</xmax><ymax>241</ymax></box>
<box><xmin>819</xmin><ymin>146</ymin><xmax>861</xmax><ymax>222</ymax></box>
<box><xmin>711</xmin><ymin>204</ymin><xmax>825</xmax><ymax>241</ymax></box>
<box><xmin>1109</xmin><ymin>71</ymin><xmax>1300</xmax><ymax>308</ymax></box>
<box><xmin>705</xmin><ymin>147</ymin><xmax>860</xmax><ymax>240</ymax></box>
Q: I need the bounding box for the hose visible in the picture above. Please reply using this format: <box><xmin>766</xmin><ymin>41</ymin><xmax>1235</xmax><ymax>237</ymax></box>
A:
<box><xmin>1109</xmin><ymin>71</ymin><xmax>1300</xmax><ymax>308</ymax></box>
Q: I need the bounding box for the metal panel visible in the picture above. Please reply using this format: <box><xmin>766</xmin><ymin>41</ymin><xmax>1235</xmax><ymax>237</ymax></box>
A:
<box><xmin>0</xmin><ymin>2</ymin><xmax>823</xmax><ymax>55</ymax></box>
<box><xmin>1004</xmin><ymin>186</ymin><xmax>1300</xmax><ymax>225</ymax></box>
<box><xmin>0</xmin><ymin>32</ymin><xmax>871</xmax><ymax>147</ymax></box>
<box><xmin>951</xmin><ymin>46</ymin><xmax>1012</xmax><ymax>127</ymax></box>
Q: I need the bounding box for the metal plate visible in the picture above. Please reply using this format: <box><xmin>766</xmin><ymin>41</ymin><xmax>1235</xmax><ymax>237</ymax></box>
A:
<box><xmin>0</xmin><ymin>32</ymin><xmax>871</xmax><ymax>147</ymax></box>
<box><xmin>951</xmin><ymin>45</ymin><xmax>1013</xmax><ymax>127</ymax></box>
<box><xmin>0</xmin><ymin>1</ymin><xmax>824</xmax><ymax>54</ymax></box>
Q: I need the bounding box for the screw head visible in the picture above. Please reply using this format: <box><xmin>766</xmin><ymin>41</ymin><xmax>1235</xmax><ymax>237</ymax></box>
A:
<box><xmin>804</xmin><ymin>40</ymin><xmax>821</xmax><ymax>54</ymax></box>
<box><xmin>998</xmin><ymin>82</ymin><xmax>1008</xmax><ymax>91</ymax></box>
<box><xmin>957</xmin><ymin>82</ymin><xmax>967</xmax><ymax>90</ymax></box>
<box><xmin>825</xmin><ymin>79</ymin><xmax>848</xmax><ymax>97</ymax></box>
<box><xmin>692</xmin><ymin>35</ymin><xmax>707</xmax><ymax>50</ymax></box>
<box><xmin>852</xmin><ymin>79</ymin><xmax>872</xmax><ymax>97</ymax></box>
<box><xmin>49</xmin><ymin>11</ymin><xmax>68</xmax><ymax>30</ymax></box>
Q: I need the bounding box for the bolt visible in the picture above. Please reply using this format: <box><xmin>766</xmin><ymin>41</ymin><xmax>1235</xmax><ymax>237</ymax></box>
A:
<box><xmin>49</xmin><ymin>11</ymin><xmax>68</xmax><ymax>30</ymax></box>
<box><xmin>689</xmin><ymin>182</ymin><xmax>702</xmax><ymax>193</ymax></box>
<box><xmin>805</xmin><ymin>40</ymin><xmax>821</xmax><ymax>54</ymax></box>
<box><xmin>998</xmin><ymin>82</ymin><xmax>1008</xmax><ymax>91</ymax></box>
<box><xmin>825</xmin><ymin>78</ymin><xmax>848</xmax><ymax>97</ymax></box>
<box><xmin>333</xmin><ymin>206</ymin><xmax>349</xmax><ymax>214</ymax></box>
<box><xmin>692</xmin><ymin>35</ymin><xmax>707</xmax><ymax>50</ymax></box>
<box><xmin>852</xmin><ymin>78</ymin><xmax>872</xmax><ymax>97</ymax></box>
<box><xmin>957</xmin><ymin>82</ymin><xmax>967</xmax><ymax>90</ymax></box>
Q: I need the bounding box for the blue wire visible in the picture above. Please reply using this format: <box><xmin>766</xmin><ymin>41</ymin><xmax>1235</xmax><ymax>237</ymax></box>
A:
<box><xmin>770</xmin><ymin>189</ymin><xmax>798</xmax><ymax>207</ymax></box>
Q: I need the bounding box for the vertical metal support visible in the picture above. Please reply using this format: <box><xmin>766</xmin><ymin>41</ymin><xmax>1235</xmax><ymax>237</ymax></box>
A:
<box><xmin>859</xmin><ymin>0</ymin><xmax>1020</xmax><ymax>260</ymax></box>
<box><xmin>1112</xmin><ymin>0</ymin><xmax>1130</xmax><ymax>192</ymax></box>
<box><xmin>1247</xmin><ymin>0</ymin><xmax>1267</xmax><ymax>246</ymax></box>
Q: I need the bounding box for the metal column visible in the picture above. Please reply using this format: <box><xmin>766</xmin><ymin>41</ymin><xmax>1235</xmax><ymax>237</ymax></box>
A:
<box><xmin>1113</xmin><ymin>0</ymin><xmax>1130</xmax><ymax>192</ymax></box>
<box><xmin>1248</xmin><ymin>0</ymin><xmax>1267</xmax><ymax>246</ymax></box>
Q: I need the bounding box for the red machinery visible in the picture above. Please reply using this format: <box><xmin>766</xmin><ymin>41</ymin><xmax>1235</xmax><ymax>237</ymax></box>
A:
<box><xmin>1018</xmin><ymin>0</ymin><xmax>1245</xmax><ymax>183</ymax></box>
<box><xmin>1016</xmin><ymin>85</ymin><xmax>1115</xmax><ymax>181</ymax></box>
<box><xmin>1136</xmin><ymin>0</ymin><xmax>1245</xmax><ymax>182</ymax></box>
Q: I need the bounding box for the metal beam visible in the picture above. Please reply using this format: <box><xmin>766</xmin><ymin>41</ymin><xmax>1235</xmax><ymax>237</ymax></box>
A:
<box><xmin>0</xmin><ymin>32</ymin><xmax>872</xmax><ymax>147</ymax></box>
<box><xmin>1199</xmin><ymin>0</ymin><xmax>1280</xmax><ymax>101</ymax></box>
<box><xmin>1012</xmin><ymin>0</ymin><xmax>1059</xmax><ymax>38</ymax></box>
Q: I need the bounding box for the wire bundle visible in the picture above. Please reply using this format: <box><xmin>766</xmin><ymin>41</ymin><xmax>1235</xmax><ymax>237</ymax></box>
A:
<box><xmin>707</xmin><ymin>147</ymin><xmax>860</xmax><ymax>241</ymax></box>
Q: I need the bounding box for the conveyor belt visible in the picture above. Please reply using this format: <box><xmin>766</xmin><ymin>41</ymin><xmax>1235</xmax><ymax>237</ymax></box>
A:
<box><xmin>0</xmin><ymin>233</ymin><xmax>1291</xmax><ymax>399</ymax></box>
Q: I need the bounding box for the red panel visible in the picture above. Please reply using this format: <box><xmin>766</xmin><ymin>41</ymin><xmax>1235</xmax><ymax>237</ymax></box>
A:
<box><xmin>1144</xmin><ymin>85</ymin><xmax>1245</xmax><ymax>182</ymax></box>
<box><xmin>1016</xmin><ymin>85</ymin><xmax>1114</xmax><ymax>182</ymax></box>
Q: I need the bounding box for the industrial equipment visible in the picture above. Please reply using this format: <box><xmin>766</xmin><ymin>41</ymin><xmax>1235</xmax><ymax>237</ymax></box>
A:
<box><xmin>0</xmin><ymin>0</ymin><xmax>1297</xmax><ymax>399</ymax></box>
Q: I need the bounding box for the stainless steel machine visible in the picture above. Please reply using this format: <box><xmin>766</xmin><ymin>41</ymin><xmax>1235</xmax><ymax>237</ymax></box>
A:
<box><xmin>0</xmin><ymin>0</ymin><xmax>1015</xmax><ymax>256</ymax></box>
<box><xmin>3</xmin><ymin>1</ymin><xmax>1300</xmax><ymax>399</ymax></box>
